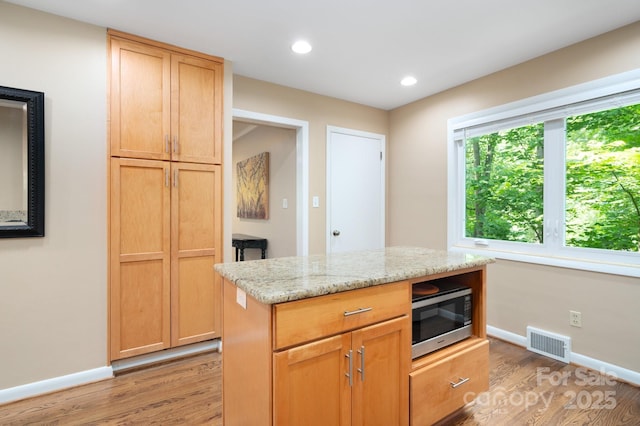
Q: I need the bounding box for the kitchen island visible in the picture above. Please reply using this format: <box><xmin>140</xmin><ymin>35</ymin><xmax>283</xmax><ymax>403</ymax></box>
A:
<box><xmin>214</xmin><ymin>247</ymin><xmax>494</xmax><ymax>425</ymax></box>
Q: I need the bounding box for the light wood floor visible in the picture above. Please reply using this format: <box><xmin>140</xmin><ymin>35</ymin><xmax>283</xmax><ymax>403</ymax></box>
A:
<box><xmin>1</xmin><ymin>338</ymin><xmax>638</xmax><ymax>425</ymax></box>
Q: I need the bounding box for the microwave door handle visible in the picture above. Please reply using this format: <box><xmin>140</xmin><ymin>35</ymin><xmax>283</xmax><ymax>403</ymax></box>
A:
<box><xmin>412</xmin><ymin>288</ymin><xmax>471</xmax><ymax>308</ymax></box>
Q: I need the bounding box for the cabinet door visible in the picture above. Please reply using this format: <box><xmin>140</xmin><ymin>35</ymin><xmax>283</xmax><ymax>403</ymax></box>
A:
<box><xmin>110</xmin><ymin>158</ymin><xmax>171</xmax><ymax>359</ymax></box>
<box><xmin>274</xmin><ymin>333</ymin><xmax>352</xmax><ymax>426</ymax></box>
<box><xmin>110</xmin><ymin>38</ymin><xmax>171</xmax><ymax>160</ymax></box>
<box><xmin>170</xmin><ymin>163</ymin><xmax>222</xmax><ymax>346</ymax></box>
<box><xmin>171</xmin><ymin>54</ymin><xmax>223</xmax><ymax>164</ymax></box>
<box><xmin>352</xmin><ymin>316</ymin><xmax>410</xmax><ymax>426</ymax></box>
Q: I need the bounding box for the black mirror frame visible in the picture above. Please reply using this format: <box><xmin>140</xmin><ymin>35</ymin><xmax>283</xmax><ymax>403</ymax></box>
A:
<box><xmin>0</xmin><ymin>86</ymin><xmax>45</xmax><ymax>238</ymax></box>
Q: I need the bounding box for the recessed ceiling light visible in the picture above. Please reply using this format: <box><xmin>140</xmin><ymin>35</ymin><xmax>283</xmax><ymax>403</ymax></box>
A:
<box><xmin>291</xmin><ymin>40</ymin><xmax>312</xmax><ymax>54</ymax></box>
<box><xmin>400</xmin><ymin>76</ymin><xmax>417</xmax><ymax>86</ymax></box>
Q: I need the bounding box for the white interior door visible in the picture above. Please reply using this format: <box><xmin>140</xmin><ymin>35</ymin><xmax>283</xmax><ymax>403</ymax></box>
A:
<box><xmin>327</xmin><ymin>127</ymin><xmax>385</xmax><ymax>253</ymax></box>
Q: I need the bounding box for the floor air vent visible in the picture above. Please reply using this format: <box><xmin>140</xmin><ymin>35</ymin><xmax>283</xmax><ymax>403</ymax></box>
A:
<box><xmin>526</xmin><ymin>326</ymin><xmax>571</xmax><ymax>363</ymax></box>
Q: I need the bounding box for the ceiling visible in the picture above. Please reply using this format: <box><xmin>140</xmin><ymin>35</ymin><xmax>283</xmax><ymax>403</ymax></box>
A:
<box><xmin>7</xmin><ymin>0</ymin><xmax>640</xmax><ymax>110</ymax></box>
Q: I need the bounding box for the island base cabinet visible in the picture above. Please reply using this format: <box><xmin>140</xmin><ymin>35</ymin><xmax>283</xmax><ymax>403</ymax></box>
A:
<box><xmin>274</xmin><ymin>316</ymin><xmax>409</xmax><ymax>426</ymax></box>
<box><xmin>410</xmin><ymin>339</ymin><xmax>489</xmax><ymax>425</ymax></box>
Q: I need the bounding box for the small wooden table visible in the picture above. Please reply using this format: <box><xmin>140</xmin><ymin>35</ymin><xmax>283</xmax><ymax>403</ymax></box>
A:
<box><xmin>232</xmin><ymin>234</ymin><xmax>268</xmax><ymax>261</ymax></box>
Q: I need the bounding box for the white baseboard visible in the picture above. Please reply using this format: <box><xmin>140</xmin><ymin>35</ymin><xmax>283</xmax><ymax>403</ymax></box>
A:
<box><xmin>0</xmin><ymin>366</ymin><xmax>113</xmax><ymax>405</ymax></box>
<box><xmin>487</xmin><ymin>325</ymin><xmax>527</xmax><ymax>347</ymax></box>
<box><xmin>487</xmin><ymin>325</ymin><xmax>640</xmax><ymax>386</ymax></box>
<box><xmin>0</xmin><ymin>339</ymin><xmax>221</xmax><ymax>405</ymax></box>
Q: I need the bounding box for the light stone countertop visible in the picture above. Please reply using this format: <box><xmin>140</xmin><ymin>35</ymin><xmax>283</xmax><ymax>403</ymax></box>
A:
<box><xmin>214</xmin><ymin>246</ymin><xmax>494</xmax><ymax>304</ymax></box>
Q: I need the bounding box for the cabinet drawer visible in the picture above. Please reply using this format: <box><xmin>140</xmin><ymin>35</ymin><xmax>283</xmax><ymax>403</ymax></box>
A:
<box><xmin>273</xmin><ymin>281</ymin><xmax>410</xmax><ymax>349</ymax></box>
<box><xmin>410</xmin><ymin>339</ymin><xmax>489</xmax><ymax>425</ymax></box>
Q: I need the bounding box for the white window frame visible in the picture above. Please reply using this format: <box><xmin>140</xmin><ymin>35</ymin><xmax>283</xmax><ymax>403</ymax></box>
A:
<box><xmin>448</xmin><ymin>69</ymin><xmax>640</xmax><ymax>278</ymax></box>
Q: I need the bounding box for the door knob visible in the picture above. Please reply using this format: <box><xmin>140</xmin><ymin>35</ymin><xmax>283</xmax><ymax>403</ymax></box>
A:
<box><xmin>332</xmin><ymin>230</ymin><xmax>341</xmax><ymax>236</ymax></box>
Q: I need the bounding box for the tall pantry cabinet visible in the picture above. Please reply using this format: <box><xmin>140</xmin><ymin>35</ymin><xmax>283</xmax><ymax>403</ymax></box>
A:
<box><xmin>108</xmin><ymin>30</ymin><xmax>224</xmax><ymax>360</ymax></box>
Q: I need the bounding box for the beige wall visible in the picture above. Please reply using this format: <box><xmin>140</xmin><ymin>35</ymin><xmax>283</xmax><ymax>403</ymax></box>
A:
<box><xmin>0</xmin><ymin>2</ymin><xmax>107</xmax><ymax>389</ymax></box>
<box><xmin>389</xmin><ymin>21</ymin><xmax>640</xmax><ymax>372</ymax></box>
<box><xmin>233</xmin><ymin>76</ymin><xmax>389</xmax><ymax>254</ymax></box>
<box><xmin>232</xmin><ymin>124</ymin><xmax>297</xmax><ymax>260</ymax></box>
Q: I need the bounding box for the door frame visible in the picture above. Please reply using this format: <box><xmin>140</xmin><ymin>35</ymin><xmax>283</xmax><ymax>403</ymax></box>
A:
<box><xmin>231</xmin><ymin>108</ymin><xmax>309</xmax><ymax>257</ymax></box>
<box><xmin>326</xmin><ymin>126</ymin><xmax>386</xmax><ymax>253</ymax></box>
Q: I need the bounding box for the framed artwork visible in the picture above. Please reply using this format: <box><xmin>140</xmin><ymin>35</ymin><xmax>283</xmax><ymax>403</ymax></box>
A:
<box><xmin>236</xmin><ymin>152</ymin><xmax>269</xmax><ymax>219</ymax></box>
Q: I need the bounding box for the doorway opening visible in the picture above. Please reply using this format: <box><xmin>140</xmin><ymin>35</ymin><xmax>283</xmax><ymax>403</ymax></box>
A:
<box><xmin>231</xmin><ymin>109</ymin><xmax>309</xmax><ymax>258</ymax></box>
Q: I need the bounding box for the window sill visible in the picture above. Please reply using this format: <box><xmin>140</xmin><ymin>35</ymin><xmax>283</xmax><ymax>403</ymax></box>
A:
<box><xmin>449</xmin><ymin>245</ymin><xmax>640</xmax><ymax>278</ymax></box>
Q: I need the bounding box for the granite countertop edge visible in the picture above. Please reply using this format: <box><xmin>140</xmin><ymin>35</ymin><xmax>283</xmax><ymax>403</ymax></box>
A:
<box><xmin>214</xmin><ymin>247</ymin><xmax>494</xmax><ymax>305</ymax></box>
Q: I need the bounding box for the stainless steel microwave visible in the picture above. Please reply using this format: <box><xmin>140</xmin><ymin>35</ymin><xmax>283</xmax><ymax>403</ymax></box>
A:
<box><xmin>411</xmin><ymin>281</ymin><xmax>472</xmax><ymax>359</ymax></box>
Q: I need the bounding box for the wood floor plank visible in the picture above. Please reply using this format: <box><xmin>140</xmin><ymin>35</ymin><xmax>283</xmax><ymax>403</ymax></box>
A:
<box><xmin>0</xmin><ymin>352</ymin><xmax>222</xmax><ymax>425</ymax></box>
<box><xmin>0</xmin><ymin>338</ymin><xmax>638</xmax><ymax>425</ymax></box>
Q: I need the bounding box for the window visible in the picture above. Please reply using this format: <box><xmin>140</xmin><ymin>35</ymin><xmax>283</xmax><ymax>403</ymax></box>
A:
<box><xmin>448</xmin><ymin>70</ymin><xmax>640</xmax><ymax>277</ymax></box>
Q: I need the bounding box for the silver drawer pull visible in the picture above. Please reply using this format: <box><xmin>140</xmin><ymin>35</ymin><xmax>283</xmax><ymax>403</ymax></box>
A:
<box><xmin>344</xmin><ymin>307</ymin><xmax>372</xmax><ymax>317</ymax></box>
<box><xmin>450</xmin><ymin>377</ymin><xmax>470</xmax><ymax>388</ymax></box>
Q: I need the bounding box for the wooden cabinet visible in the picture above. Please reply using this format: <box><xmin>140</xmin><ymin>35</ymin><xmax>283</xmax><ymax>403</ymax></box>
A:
<box><xmin>410</xmin><ymin>339</ymin><xmax>489</xmax><ymax>425</ymax></box>
<box><xmin>222</xmin><ymin>279</ymin><xmax>411</xmax><ymax>426</ymax></box>
<box><xmin>274</xmin><ymin>316</ymin><xmax>409</xmax><ymax>426</ymax></box>
<box><xmin>408</xmin><ymin>268</ymin><xmax>489</xmax><ymax>425</ymax></box>
<box><xmin>108</xmin><ymin>31</ymin><xmax>224</xmax><ymax>361</ymax></box>
<box><xmin>110</xmin><ymin>159</ymin><xmax>171</xmax><ymax>359</ymax></box>
<box><xmin>170</xmin><ymin>162</ymin><xmax>222</xmax><ymax>346</ymax></box>
<box><xmin>220</xmin><ymin>265</ymin><xmax>489</xmax><ymax>426</ymax></box>
<box><xmin>273</xmin><ymin>281</ymin><xmax>409</xmax><ymax>349</ymax></box>
<box><xmin>110</xmin><ymin>159</ymin><xmax>222</xmax><ymax>359</ymax></box>
<box><xmin>109</xmin><ymin>32</ymin><xmax>223</xmax><ymax>164</ymax></box>
<box><xmin>273</xmin><ymin>333</ymin><xmax>351</xmax><ymax>426</ymax></box>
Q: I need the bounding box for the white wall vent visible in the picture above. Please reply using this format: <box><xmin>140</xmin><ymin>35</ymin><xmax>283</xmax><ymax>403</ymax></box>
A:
<box><xmin>526</xmin><ymin>326</ymin><xmax>571</xmax><ymax>363</ymax></box>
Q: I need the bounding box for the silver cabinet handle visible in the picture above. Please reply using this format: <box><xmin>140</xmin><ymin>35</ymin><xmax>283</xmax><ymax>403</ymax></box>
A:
<box><xmin>165</xmin><ymin>135</ymin><xmax>170</xmax><ymax>153</ymax></box>
<box><xmin>173</xmin><ymin>135</ymin><xmax>178</xmax><ymax>153</ymax></box>
<box><xmin>357</xmin><ymin>346</ymin><xmax>365</xmax><ymax>382</ymax></box>
<box><xmin>165</xmin><ymin>169</ymin><xmax>169</xmax><ymax>187</ymax></box>
<box><xmin>345</xmin><ymin>349</ymin><xmax>353</xmax><ymax>387</ymax></box>
<box><xmin>450</xmin><ymin>377</ymin><xmax>470</xmax><ymax>388</ymax></box>
<box><xmin>344</xmin><ymin>307</ymin><xmax>372</xmax><ymax>317</ymax></box>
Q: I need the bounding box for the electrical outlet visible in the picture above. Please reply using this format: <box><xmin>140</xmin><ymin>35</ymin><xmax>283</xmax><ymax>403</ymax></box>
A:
<box><xmin>569</xmin><ymin>310</ymin><xmax>582</xmax><ymax>327</ymax></box>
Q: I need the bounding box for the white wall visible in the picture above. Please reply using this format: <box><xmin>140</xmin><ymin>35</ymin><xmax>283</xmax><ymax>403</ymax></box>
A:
<box><xmin>0</xmin><ymin>2</ymin><xmax>107</xmax><ymax>389</ymax></box>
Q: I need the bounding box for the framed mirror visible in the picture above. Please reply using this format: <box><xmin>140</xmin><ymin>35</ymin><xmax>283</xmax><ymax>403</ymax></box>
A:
<box><xmin>0</xmin><ymin>85</ymin><xmax>44</xmax><ymax>238</ymax></box>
